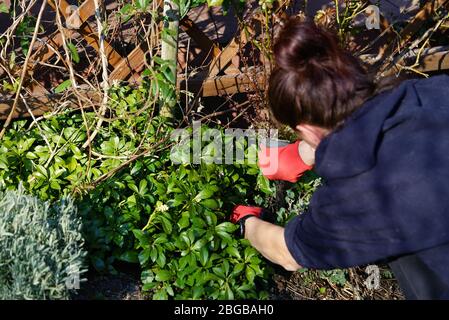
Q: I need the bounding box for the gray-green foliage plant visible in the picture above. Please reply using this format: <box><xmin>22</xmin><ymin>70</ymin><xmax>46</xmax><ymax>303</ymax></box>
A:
<box><xmin>0</xmin><ymin>186</ymin><xmax>87</xmax><ymax>300</ymax></box>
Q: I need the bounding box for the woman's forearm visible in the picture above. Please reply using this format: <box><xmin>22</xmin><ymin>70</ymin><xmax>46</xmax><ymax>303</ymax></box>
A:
<box><xmin>244</xmin><ymin>217</ymin><xmax>301</xmax><ymax>271</ymax></box>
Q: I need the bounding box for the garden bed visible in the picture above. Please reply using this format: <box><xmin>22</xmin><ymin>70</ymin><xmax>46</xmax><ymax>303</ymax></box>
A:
<box><xmin>1</xmin><ymin>0</ymin><xmax>448</xmax><ymax>300</ymax></box>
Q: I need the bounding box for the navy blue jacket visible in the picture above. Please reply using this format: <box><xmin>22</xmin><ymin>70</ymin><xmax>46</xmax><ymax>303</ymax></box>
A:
<box><xmin>284</xmin><ymin>75</ymin><xmax>449</xmax><ymax>293</ymax></box>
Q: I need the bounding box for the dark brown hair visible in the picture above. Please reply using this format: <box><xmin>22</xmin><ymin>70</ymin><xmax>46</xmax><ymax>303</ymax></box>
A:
<box><xmin>269</xmin><ymin>18</ymin><xmax>379</xmax><ymax>130</ymax></box>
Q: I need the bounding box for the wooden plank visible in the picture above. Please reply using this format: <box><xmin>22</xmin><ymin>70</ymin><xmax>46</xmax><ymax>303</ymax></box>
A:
<box><xmin>68</xmin><ymin>0</ymin><xmax>95</xmax><ymax>24</ymax></box>
<box><xmin>0</xmin><ymin>99</ymin><xmax>50</xmax><ymax>120</ymax></box>
<box><xmin>78</xmin><ymin>23</ymin><xmax>123</xmax><ymax>67</ymax></box>
<box><xmin>383</xmin><ymin>49</ymin><xmax>449</xmax><ymax>76</ymax></box>
<box><xmin>202</xmin><ymin>73</ymin><xmax>264</xmax><ymax>96</ymax></box>
<box><xmin>419</xmin><ymin>50</ymin><xmax>449</xmax><ymax>72</ymax></box>
<box><xmin>394</xmin><ymin>0</ymin><xmax>449</xmax><ymax>51</ymax></box>
<box><xmin>379</xmin><ymin>0</ymin><xmax>449</xmax><ymax>69</ymax></box>
<box><xmin>44</xmin><ymin>0</ymin><xmax>123</xmax><ymax>67</ymax></box>
<box><xmin>30</xmin><ymin>30</ymin><xmax>65</xmax><ymax>66</ymax></box>
<box><xmin>179</xmin><ymin>67</ymin><xmax>265</xmax><ymax>97</ymax></box>
<box><xmin>180</xmin><ymin>17</ymin><xmax>221</xmax><ymax>58</ymax></box>
<box><xmin>107</xmin><ymin>0</ymin><xmax>166</xmax><ymax>81</ymax></box>
<box><xmin>0</xmin><ymin>91</ymin><xmax>100</xmax><ymax>120</ymax></box>
<box><xmin>208</xmin><ymin>27</ymin><xmax>250</xmax><ymax>77</ymax></box>
<box><xmin>109</xmin><ymin>45</ymin><xmax>146</xmax><ymax>81</ymax></box>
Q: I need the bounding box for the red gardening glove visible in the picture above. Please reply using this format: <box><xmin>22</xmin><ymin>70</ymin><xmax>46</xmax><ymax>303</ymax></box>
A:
<box><xmin>258</xmin><ymin>140</ymin><xmax>313</xmax><ymax>183</ymax></box>
<box><xmin>231</xmin><ymin>205</ymin><xmax>266</xmax><ymax>237</ymax></box>
<box><xmin>231</xmin><ymin>205</ymin><xmax>263</xmax><ymax>224</ymax></box>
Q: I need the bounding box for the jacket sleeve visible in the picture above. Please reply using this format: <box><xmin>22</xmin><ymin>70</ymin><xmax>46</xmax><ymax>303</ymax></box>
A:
<box><xmin>284</xmin><ymin>171</ymin><xmax>449</xmax><ymax>270</ymax></box>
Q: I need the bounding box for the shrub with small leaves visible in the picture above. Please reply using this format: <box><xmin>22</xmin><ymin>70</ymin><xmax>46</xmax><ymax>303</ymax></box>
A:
<box><xmin>0</xmin><ymin>186</ymin><xmax>87</xmax><ymax>300</ymax></box>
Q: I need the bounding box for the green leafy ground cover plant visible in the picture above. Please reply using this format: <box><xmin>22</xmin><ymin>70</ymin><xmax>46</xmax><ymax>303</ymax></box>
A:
<box><xmin>0</xmin><ymin>92</ymin><xmax>324</xmax><ymax>299</ymax></box>
<box><xmin>132</xmin><ymin>142</ymin><xmax>274</xmax><ymax>299</ymax></box>
<box><xmin>0</xmin><ymin>113</ymin><xmax>279</xmax><ymax>299</ymax></box>
<box><xmin>0</xmin><ymin>57</ymin><xmax>281</xmax><ymax>298</ymax></box>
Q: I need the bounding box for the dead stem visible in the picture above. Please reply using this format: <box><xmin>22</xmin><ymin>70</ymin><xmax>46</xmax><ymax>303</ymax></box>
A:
<box><xmin>0</xmin><ymin>0</ymin><xmax>47</xmax><ymax>139</ymax></box>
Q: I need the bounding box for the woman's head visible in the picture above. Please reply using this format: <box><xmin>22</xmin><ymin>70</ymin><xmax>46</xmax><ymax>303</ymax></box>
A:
<box><xmin>269</xmin><ymin>18</ymin><xmax>377</xmax><ymax>136</ymax></box>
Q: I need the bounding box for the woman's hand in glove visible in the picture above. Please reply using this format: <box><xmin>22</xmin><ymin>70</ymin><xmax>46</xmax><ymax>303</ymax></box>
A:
<box><xmin>258</xmin><ymin>140</ymin><xmax>314</xmax><ymax>183</ymax></box>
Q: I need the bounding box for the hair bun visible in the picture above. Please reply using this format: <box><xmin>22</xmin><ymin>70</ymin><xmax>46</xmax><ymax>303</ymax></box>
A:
<box><xmin>273</xmin><ymin>18</ymin><xmax>339</xmax><ymax>71</ymax></box>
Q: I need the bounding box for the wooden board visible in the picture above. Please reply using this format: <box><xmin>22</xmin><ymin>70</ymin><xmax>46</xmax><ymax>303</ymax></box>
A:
<box><xmin>179</xmin><ymin>67</ymin><xmax>266</xmax><ymax>97</ymax></box>
<box><xmin>378</xmin><ymin>0</ymin><xmax>449</xmax><ymax>71</ymax></box>
<box><xmin>39</xmin><ymin>0</ymin><xmax>123</xmax><ymax>68</ymax></box>
<box><xmin>0</xmin><ymin>91</ymin><xmax>100</xmax><ymax>120</ymax></box>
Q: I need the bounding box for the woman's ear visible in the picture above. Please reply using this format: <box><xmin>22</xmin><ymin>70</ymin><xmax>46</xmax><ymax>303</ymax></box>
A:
<box><xmin>295</xmin><ymin>124</ymin><xmax>329</xmax><ymax>148</ymax></box>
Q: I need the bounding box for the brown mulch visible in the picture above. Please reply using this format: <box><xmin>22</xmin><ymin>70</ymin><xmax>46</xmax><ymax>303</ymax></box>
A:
<box><xmin>73</xmin><ymin>263</ymin><xmax>144</xmax><ymax>300</ymax></box>
<box><xmin>271</xmin><ymin>266</ymin><xmax>405</xmax><ymax>300</ymax></box>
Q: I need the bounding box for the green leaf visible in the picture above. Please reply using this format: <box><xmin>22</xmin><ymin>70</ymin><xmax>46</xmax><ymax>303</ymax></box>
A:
<box><xmin>191</xmin><ymin>238</ymin><xmax>207</xmax><ymax>252</ymax></box>
<box><xmin>223</xmin><ymin>260</ymin><xmax>230</xmax><ymax>275</ymax></box>
<box><xmin>201</xmin><ymin>198</ymin><xmax>219</xmax><ymax>209</ymax></box>
<box><xmin>231</xmin><ymin>263</ymin><xmax>245</xmax><ymax>276</ymax></box>
<box><xmin>167</xmin><ymin>193</ymin><xmax>187</xmax><ymax>207</ymax></box>
<box><xmin>204</xmin><ymin>210</ymin><xmax>217</xmax><ymax>226</ymax></box>
<box><xmin>188</xmin><ymin>252</ymin><xmax>197</xmax><ymax>266</ymax></box>
<box><xmin>207</xmin><ymin>0</ymin><xmax>223</xmax><ymax>6</ymax></box>
<box><xmin>127</xmin><ymin>194</ymin><xmax>137</xmax><ymax>207</ymax></box>
<box><xmin>198</xmin><ymin>246</ymin><xmax>209</xmax><ymax>267</ymax></box>
<box><xmin>0</xmin><ymin>3</ymin><xmax>9</xmax><ymax>13</ymax></box>
<box><xmin>128</xmin><ymin>182</ymin><xmax>139</xmax><ymax>194</ymax></box>
<box><xmin>244</xmin><ymin>247</ymin><xmax>258</xmax><ymax>261</ymax></box>
<box><xmin>132</xmin><ymin>229</ymin><xmax>145</xmax><ymax>242</ymax></box>
<box><xmin>156</xmin><ymin>251</ymin><xmax>166</xmax><ymax>268</ymax></box>
<box><xmin>212</xmin><ymin>266</ymin><xmax>225</xmax><ymax>279</ymax></box>
<box><xmin>153</xmin><ymin>56</ymin><xmax>166</xmax><ymax>66</ymax></box>
<box><xmin>225</xmin><ymin>246</ymin><xmax>241</xmax><ymax>259</ymax></box>
<box><xmin>118</xmin><ymin>251</ymin><xmax>139</xmax><ymax>263</ymax></box>
<box><xmin>130</xmin><ymin>161</ymin><xmax>143</xmax><ymax>175</ymax></box>
<box><xmin>142</xmin><ymin>282</ymin><xmax>157</xmax><ymax>291</ymax></box>
<box><xmin>155</xmin><ymin>270</ymin><xmax>171</xmax><ymax>282</ymax></box>
<box><xmin>66</xmin><ymin>157</ymin><xmax>77</xmax><ymax>172</ymax></box>
<box><xmin>160</xmin><ymin>216</ymin><xmax>172</xmax><ymax>234</ymax></box>
<box><xmin>166</xmin><ymin>285</ymin><xmax>174</xmax><ymax>296</ymax></box>
<box><xmin>246</xmin><ymin>266</ymin><xmax>256</xmax><ymax>282</ymax></box>
<box><xmin>177</xmin><ymin>212</ymin><xmax>190</xmax><ymax>229</ymax></box>
<box><xmin>67</xmin><ymin>42</ymin><xmax>80</xmax><ymax>63</ymax></box>
<box><xmin>192</xmin><ymin>286</ymin><xmax>204</xmax><ymax>299</ymax></box>
<box><xmin>36</xmin><ymin>164</ymin><xmax>48</xmax><ymax>178</ymax></box>
<box><xmin>150</xmin><ymin>247</ymin><xmax>158</xmax><ymax>262</ymax></box>
<box><xmin>54</xmin><ymin>79</ymin><xmax>72</xmax><ymax>93</ymax></box>
<box><xmin>138</xmin><ymin>249</ymin><xmax>151</xmax><ymax>265</ymax></box>
<box><xmin>217</xmin><ymin>231</ymin><xmax>232</xmax><ymax>243</ymax></box>
<box><xmin>194</xmin><ymin>188</ymin><xmax>214</xmax><ymax>201</ymax></box>
<box><xmin>215</xmin><ymin>222</ymin><xmax>238</xmax><ymax>233</ymax></box>
<box><xmin>257</xmin><ymin>173</ymin><xmax>273</xmax><ymax>194</ymax></box>
<box><xmin>120</xmin><ymin>3</ymin><xmax>133</xmax><ymax>15</ymax></box>
<box><xmin>225</xmin><ymin>286</ymin><xmax>234</xmax><ymax>300</ymax></box>
<box><xmin>250</xmin><ymin>264</ymin><xmax>263</xmax><ymax>276</ymax></box>
<box><xmin>50</xmin><ymin>180</ymin><xmax>61</xmax><ymax>190</ymax></box>
<box><xmin>137</xmin><ymin>0</ymin><xmax>150</xmax><ymax>10</ymax></box>
<box><xmin>139</xmin><ymin>179</ymin><xmax>148</xmax><ymax>193</ymax></box>
<box><xmin>153</xmin><ymin>289</ymin><xmax>168</xmax><ymax>300</ymax></box>
<box><xmin>162</xmin><ymin>65</ymin><xmax>175</xmax><ymax>84</ymax></box>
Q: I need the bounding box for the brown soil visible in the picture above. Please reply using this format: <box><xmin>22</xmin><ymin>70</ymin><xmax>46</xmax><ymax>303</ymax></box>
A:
<box><xmin>73</xmin><ymin>263</ymin><xmax>144</xmax><ymax>300</ymax></box>
<box><xmin>271</xmin><ymin>266</ymin><xmax>405</xmax><ymax>300</ymax></box>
